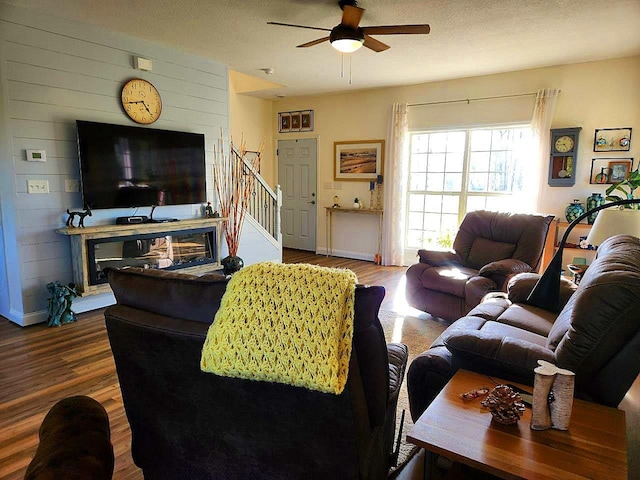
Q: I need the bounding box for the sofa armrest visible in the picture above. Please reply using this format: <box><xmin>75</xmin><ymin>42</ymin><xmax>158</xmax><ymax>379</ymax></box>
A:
<box><xmin>387</xmin><ymin>342</ymin><xmax>408</xmax><ymax>402</ymax></box>
<box><xmin>25</xmin><ymin>396</ymin><xmax>114</xmax><ymax>480</ymax></box>
<box><xmin>442</xmin><ymin>329</ymin><xmax>555</xmax><ymax>380</ymax></box>
<box><xmin>507</xmin><ymin>272</ymin><xmax>578</xmax><ymax>307</ymax></box>
<box><xmin>478</xmin><ymin>259</ymin><xmax>532</xmax><ymax>278</ymax></box>
<box><xmin>417</xmin><ymin>249</ymin><xmax>462</xmax><ymax>266</ymax></box>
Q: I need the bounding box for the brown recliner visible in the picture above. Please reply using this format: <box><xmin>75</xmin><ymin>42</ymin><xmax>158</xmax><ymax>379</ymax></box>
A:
<box><xmin>405</xmin><ymin>210</ymin><xmax>554</xmax><ymax>322</ymax></box>
<box><xmin>104</xmin><ymin>267</ymin><xmax>408</xmax><ymax>480</ymax></box>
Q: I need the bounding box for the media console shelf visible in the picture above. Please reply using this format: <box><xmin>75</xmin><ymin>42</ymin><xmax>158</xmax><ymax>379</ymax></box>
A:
<box><xmin>57</xmin><ymin>217</ymin><xmax>227</xmax><ymax>296</ymax></box>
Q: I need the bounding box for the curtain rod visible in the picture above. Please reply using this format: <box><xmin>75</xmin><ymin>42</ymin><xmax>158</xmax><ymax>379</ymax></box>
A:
<box><xmin>408</xmin><ymin>91</ymin><xmax>548</xmax><ymax>108</ymax></box>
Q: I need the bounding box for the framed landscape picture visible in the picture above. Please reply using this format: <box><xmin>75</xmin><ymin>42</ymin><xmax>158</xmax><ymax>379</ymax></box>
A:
<box><xmin>334</xmin><ymin>140</ymin><xmax>384</xmax><ymax>181</ymax></box>
<box><xmin>593</xmin><ymin>127</ymin><xmax>632</xmax><ymax>152</ymax></box>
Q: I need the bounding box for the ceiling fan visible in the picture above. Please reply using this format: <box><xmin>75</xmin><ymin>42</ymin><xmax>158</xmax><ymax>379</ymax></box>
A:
<box><xmin>267</xmin><ymin>0</ymin><xmax>430</xmax><ymax>53</ymax></box>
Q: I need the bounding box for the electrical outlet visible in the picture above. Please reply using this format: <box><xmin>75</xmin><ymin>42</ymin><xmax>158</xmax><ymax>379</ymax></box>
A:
<box><xmin>65</xmin><ymin>179</ymin><xmax>80</xmax><ymax>192</ymax></box>
<box><xmin>27</xmin><ymin>180</ymin><xmax>49</xmax><ymax>194</ymax></box>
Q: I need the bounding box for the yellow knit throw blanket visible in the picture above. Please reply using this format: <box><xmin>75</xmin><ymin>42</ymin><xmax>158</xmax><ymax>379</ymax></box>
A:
<box><xmin>200</xmin><ymin>262</ymin><xmax>357</xmax><ymax>394</ymax></box>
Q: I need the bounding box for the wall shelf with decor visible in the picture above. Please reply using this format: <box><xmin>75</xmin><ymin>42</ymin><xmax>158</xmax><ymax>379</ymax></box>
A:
<box><xmin>541</xmin><ymin>219</ymin><xmax>596</xmax><ymax>279</ymax></box>
<box><xmin>57</xmin><ymin>218</ymin><xmax>226</xmax><ymax>296</ymax></box>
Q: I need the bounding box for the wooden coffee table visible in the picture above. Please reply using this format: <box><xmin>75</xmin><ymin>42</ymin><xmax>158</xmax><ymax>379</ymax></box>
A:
<box><xmin>407</xmin><ymin>369</ymin><xmax>627</xmax><ymax>479</ymax></box>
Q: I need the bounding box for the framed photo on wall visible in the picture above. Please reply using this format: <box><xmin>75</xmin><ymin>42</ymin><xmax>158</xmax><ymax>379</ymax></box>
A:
<box><xmin>334</xmin><ymin>140</ymin><xmax>385</xmax><ymax>181</ymax></box>
<box><xmin>290</xmin><ymin>112</ymin><xmax>301</xmax><ymax>131</ymax></box>
<box><xmin>609</xmin><ymin>160</ymin><xmax>633</xmax><ymax>183</ymax></box>
<box><xmin>300</xmin><ymin>110</ymin><xmax>314</xmax><ymax>131</ymax></box>
<box><xmin>593</xmin><ymin>127</ymin><xmax>632</xmax><ymax>152</ymax></box>
<box><xmin>278</xmin><ymin>113</ymin><xmax>291</xmax><ymax>133</ymax></box>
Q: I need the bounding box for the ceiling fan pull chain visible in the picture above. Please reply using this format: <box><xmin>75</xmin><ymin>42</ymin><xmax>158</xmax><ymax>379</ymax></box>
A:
<box><xmin>340</xmin><ymin>53</ymin><xmax>345</xmax><ymax>78</ymax></box>
<box><xmin>349</xmin><ymin>53</ymin><xmax>353</xmax><ymax>85</ymax></box>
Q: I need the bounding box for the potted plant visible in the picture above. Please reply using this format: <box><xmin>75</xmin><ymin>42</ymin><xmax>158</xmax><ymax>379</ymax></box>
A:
<box><xmin>213</xmin><ymin>136</ymin><xmax>263</xmax><ymax>274</ymax></box>
<box><xmin>605</xmin><ymin>168</ymin><xmax>640</xmax><ymax>208</ymax></box>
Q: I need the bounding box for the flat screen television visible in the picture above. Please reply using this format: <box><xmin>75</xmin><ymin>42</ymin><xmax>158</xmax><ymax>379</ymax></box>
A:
<box><xmin>77</xmin><ymin>120</ymin><xmax>206</xmax><ymax>209</ymax></box>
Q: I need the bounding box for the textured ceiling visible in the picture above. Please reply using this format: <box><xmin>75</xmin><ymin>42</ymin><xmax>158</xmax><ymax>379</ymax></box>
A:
<box><xmin>5</xmin><ymin>0</ymin><xmax>640</xmax><ymax>98</ymax></box>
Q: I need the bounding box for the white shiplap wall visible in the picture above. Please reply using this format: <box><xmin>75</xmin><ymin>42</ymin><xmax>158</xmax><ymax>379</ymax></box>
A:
<box><xmin>0</xmin><ymin>4</ymin><xmax>237</xmax><ymax>325</ymax></box>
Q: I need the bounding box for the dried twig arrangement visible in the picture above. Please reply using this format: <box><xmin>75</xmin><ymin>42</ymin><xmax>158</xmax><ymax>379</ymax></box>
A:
<box><xmin>213</xmin><ymin>134</ymin><xmax>263</xmax><ymax>257</ymax></box>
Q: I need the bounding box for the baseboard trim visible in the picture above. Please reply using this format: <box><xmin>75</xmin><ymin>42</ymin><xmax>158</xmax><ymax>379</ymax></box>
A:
<box><xmin>8</xmin><ymin>292</ymin><xmax>116</xmax><ymax>327</ymax></box>
<box><xmin>317</xmin><ymin>247</ymin><xmax>374</xmax><ymax>262</ymax></box>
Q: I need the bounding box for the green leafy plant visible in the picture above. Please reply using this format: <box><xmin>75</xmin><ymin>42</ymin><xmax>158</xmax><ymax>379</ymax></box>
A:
<box><xmin>605</xmin><ymin>168</ymin><xmax>640</xmax><ymax>208</ymax></box>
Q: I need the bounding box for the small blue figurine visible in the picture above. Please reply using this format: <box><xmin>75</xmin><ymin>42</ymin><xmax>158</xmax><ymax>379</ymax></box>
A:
<box><xmin>46</xmin><ymin>281</ymin><xmax>77</xmax><ymax>327</ymax></box>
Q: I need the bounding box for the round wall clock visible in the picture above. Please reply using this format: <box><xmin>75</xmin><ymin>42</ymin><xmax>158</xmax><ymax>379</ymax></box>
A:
<box><xmin>554</xmin><ymin>135</ymin><xmax>575</xmax><ymax>153</ymax></box>
<box><xmin>121</xmin><ymin>78</ymin><xmax>162</xmax><ymax>125</ymax></box>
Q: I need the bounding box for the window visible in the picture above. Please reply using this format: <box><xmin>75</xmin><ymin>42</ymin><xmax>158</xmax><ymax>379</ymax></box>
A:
<box><xmin>406</xmin><ymin>126</ymin><xmax>532</xmax><ymax>250</ymax></box>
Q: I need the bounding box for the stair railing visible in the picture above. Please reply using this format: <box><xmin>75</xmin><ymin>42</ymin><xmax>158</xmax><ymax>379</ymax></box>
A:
<box><xmin>233</xmin><ymin>148</ymin><xmax>281</xmax><ymax>242</ymax></box>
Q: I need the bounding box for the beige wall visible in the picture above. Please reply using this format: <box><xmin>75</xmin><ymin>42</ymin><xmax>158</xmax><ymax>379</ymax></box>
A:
<box><xmin>228</xmin><ymin>74</ymin><xmax>276</xmax><ymax>187</ymax></box>
<box><xmin>241</xmin><ymin>56</ymin><xmax>640</xmax><ymax>259</ymax></box>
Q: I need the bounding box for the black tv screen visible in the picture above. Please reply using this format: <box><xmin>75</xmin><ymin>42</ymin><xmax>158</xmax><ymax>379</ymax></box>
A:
<box><xmin>77</xmin><ymin>120</ymin><xmax>206</xmax><ymax>209</ymax></box>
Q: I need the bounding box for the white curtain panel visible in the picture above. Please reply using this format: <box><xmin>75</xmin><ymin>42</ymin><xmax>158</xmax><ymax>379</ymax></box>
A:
<box><xmin>382</xmin><ymin>103</ymin><xmax>409</xmax><ymax>266</ymax></box>
<box><xmin>530</xmin><ymin>88</ymin><xmax>559</xmax><ymax>212</ymax></box>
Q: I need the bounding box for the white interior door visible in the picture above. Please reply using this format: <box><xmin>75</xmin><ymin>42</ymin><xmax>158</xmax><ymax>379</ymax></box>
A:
<box><xmin>278</xmin><ymin>138</ymin><xmax>317</xmax><ymax>251</ymax></box>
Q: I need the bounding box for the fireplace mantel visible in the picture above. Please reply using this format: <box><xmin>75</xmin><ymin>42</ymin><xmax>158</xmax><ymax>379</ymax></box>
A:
<box><xmin>57</xmin><ymin>217</ymin><xmax>227</xmax><ymax>296</ymax></box>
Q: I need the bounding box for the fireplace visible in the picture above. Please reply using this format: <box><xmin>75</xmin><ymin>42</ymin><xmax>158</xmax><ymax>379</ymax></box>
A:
<box><xmin>87</xmin><ymin>227</ymin><xmax>217</xmax><ymax>285</ymax></box>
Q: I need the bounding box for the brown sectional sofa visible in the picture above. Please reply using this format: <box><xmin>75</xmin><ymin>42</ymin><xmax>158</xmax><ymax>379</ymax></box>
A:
<box><xmin>407</xmin><ymin>234</ymin><xmax>640</xmax><ymax>421</ymax></box>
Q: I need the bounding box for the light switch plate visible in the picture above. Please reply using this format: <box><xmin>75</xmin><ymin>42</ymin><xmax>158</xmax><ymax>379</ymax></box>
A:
<box><xmin>26</xmin><ymin>149</ymin><xmax>46</xmax><ymax>162</ymax></box>
<box><xmin>27</xmin><ymin>179</ymin><xmax>49</xmax><ymax>194</ymax></box>
<box><xmin>65</xmin><ymin>179</ymin><xmax>80</xmax><ymax>192</ymax></box>
<box><xmin>136</xmin><ymin>56</ymin><xmax>153</xmax><ymax>71</ymax></box>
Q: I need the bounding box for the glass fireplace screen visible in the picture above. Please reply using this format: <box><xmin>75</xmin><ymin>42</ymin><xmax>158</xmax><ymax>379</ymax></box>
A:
<box><xmin>87</xmin><ymin>227</ymin><xmax>217</xmax><ymax>285</ymax></box>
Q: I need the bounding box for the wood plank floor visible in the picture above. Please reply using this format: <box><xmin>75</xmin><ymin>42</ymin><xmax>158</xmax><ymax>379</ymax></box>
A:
<box><xmin>0</xmin><ymin>249</ymin><xmax>414</xmax><ymax>479</ymax></box>
<box><xmin>1</xmin><ymin>249</ymin><xmax>637</xmax><ymax>479</ymax></box>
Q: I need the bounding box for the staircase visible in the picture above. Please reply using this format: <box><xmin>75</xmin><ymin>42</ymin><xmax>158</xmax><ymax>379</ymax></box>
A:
<box><xmin>230</xmin><ymin>147</ymin><xmax>282</xmax><ymax>261</ymax></box>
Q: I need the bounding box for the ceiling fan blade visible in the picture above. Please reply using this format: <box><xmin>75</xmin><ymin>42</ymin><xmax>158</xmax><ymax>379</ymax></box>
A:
<box><xmin>363</xmin><ymin>35</ymin><xmax>390</xmax><ymax>52</ymax></box>
<box><xmin>267</xmin><ymin>21</ymin><xmax>332</xmax><ymax>32</ymax></box>
<box><xmin>297</xmin><ymin>37</ymin><xmax>330</xmax><ymax>48</ymax></box>
<box><xmin>361</xmin><ymin>24</ymin><xmax>431</xmax><ymax>35</ymax></box>
<box><xmin>341</xmin><ymin>5</ymin><xmax>364</xmax><ymax>29</ymax></box>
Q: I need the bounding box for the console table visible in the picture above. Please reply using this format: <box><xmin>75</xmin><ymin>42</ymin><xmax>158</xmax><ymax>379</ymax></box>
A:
<box><xmin>325</xmin><ymin>207</ymin><xmax>383</xmax><ymax>264</ymax></box>
<box><xmin>408</xmin><ymin>369</ymin><xmax>627</xmax><ymax>479</ymax></box>
<box><xmin>57</xmin><ymin>218</ymin><xmax>226</xmax><ymax>296</ymax></box>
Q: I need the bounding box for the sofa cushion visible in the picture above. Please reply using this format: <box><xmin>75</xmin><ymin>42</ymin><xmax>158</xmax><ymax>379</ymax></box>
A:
<box><xmin>508</xmin><ymin>272</ymin><xmax>577</xmax><ymax>307</ymax></box>
<box><xmin>442</xmin><ymin>326</ymin><xmax>554</xmax><ymax>378</ymax></box>
<box><xmin>466</xmin><ymin>237</ymin><xmax>516</xmax><ymax>270</ymax></box>
<box><xmin>106</xmin><ymin>267</ymin><xmax>228</xmax><ymax>324</ymax></box>
<box><xmin>493</xmin><ymin>303</ymin><xmax>556</xmax><ymax>337</ymax></box>
<box><xmin>418</xmin><ymin>265</ymin><xmax>478</xmax><ymax>297</ymax></box>
<box><xmin>480</xmin><ymin>321</ymin><xmax>547</xmax><ymax>346</ymax></box>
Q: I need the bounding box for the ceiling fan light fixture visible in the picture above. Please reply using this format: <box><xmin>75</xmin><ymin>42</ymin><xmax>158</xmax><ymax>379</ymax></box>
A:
<box><xmin>330</xmin><ymin>25</ymin><xmax>364</xmax><ymax>53</ymax></box>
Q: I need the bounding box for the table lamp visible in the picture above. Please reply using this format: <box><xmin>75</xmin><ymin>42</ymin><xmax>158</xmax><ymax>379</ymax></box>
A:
<box><xmin>527</xmin><ymin>198</ymin><xmax>640</xmax><ymax>311</ymax></box>
<box><xmin>585</xmin><ymin>208</ymin><xmax>640</xmax><ymax>247</ymax></box>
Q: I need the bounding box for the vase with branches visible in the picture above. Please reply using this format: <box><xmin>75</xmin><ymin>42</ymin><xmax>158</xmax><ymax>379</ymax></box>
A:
<box><xmin>213</xmin><ymin>135</ymin><xmax>263</xmax><ymax>274</ymax></box>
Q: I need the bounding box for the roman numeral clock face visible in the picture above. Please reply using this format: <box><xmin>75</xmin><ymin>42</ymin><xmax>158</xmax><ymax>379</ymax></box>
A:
<box><xmin>121</xmin><ymin>79</ymin><xmax>162</xmax><ymax>124</ymax></box>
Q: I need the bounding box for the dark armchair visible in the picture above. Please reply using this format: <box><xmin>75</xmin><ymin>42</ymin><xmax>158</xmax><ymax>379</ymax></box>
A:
<box><xmin>405</xmin><ymin>210</ymin><xmax>554</xmax><ymax>322</ymax></box>
<box><xmin>104</xmin><ymin>267</ymin><xmax>408</xmax><ymax>480</ymax></box>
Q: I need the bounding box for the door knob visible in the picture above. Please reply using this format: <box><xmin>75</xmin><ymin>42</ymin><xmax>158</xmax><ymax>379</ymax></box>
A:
<box><xmin>308</xmin><ymin>200</ymin><xmax>316</xmax><ymax>205</ymax></box>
